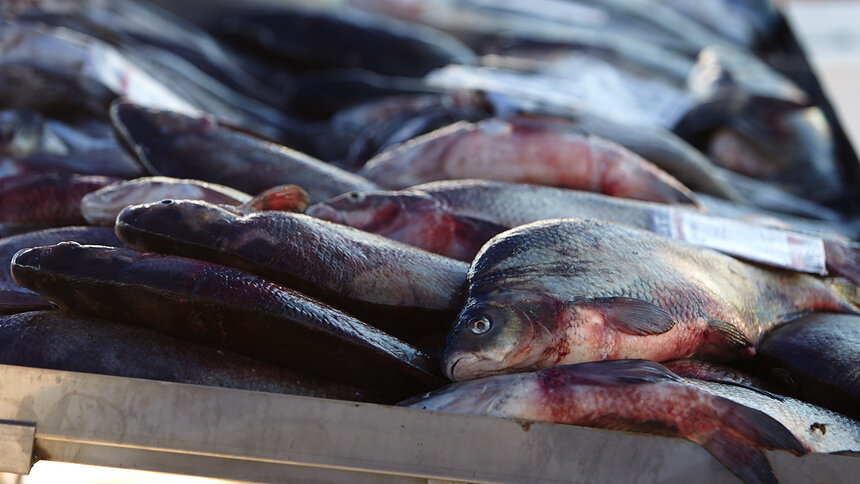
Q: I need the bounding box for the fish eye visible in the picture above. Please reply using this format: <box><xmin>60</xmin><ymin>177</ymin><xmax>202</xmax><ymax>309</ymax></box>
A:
<box><xmin>346</xmin><ymin>191</ymin><xmax>365</xmax><ymax>203</ymax></box>
<box><xmin>159</xmin><ymin>199</ymin><xmax>174</xmax><ymax>205</ymax></box>
<box><xmin>469</xmin><ymin>316</ymin><xmax>492</xmax><ymax>335</ymax></box>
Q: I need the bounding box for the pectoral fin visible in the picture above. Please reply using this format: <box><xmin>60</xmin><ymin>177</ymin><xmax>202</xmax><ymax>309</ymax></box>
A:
<box><xmin>578</xmin><ymin>297</ymin><xmax>675</xmax><ymax>336</ymax></box>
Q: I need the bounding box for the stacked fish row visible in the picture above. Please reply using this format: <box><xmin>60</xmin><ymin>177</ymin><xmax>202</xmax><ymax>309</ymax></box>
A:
<box><xmin>1</xmin><ymin>1</ymin><xmax>859</xmax><ymax>483</ymax></box>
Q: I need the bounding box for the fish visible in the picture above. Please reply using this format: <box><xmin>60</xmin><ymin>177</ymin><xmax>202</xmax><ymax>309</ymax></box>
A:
<box><xmin>756</xmin><ymin>312</ymin><xmax>860</xmax><ymax>420</ymax></box>
<box><xmin>654</xmin><ymin>0</ymin><xmax>778</xmax><ymax>47</ymax></box>
<box><xmin>678</xmin><ymin>46</ymin><xmax>843</xmax><ymax>202</ymax></box>
<box><xmin>215</xmin><ymin>6</ymin><xmax>476</xmax><ymax>78</ymax></box>
<box><xmin>82</xmin><ymin>176</ymin><xmax>312</xmax><ymax>226</ymax></box>
<box><xmin>358</xmin><ymin>118</ymin><xmax>700</xmax><ymax>206</ymax></box>
<box><xmin>0</xmin><ymin>291</ymin><xmax>54</xmax><ymax>315</ymax></box>
<box><xmin>290</xmin><ymin>68</ymin><xmax>437</xmax><ymax>120</ymax></box>
<box><xmin>114</xmin><ymin>199</ymin><xmax>468</xmax><ymax>346</ymax></box>
<box><xmin>0</xmin><ymin>25</ymin><xmax>196</xmax><ymax>118</ymax></box>
<box><xmin>11</xmin><ymin>0</ymin><xmax>292</xmax><ymax>113</ymax></box>
<box><xmin>0</xmin><ymin>226</ymin><xmax>125</xmax><ymax>294</ymax></box>
<box><xmin>110</xmin><ymin>100</ymin><xmax>378</xmax><ymax>203</ymax></box>
<box><xmin>0</xmin><ymin>173</ymin><xmax>119</xmax><ymax>236</ymax></box>
<box><xmin>308</xmin><ymin>180</ymin><xmax>860</xmax><ymax>284</ymax></box>
<box><xmin>517</xmin><ymin>113</ymin><xmax>746</xmax><ymax>202</ymax></box>
<box><xmin>0</xmin><ymin>109</ymin><xmax>139</xmax><ymax>167</ymax></box>
<box><xmin>442</xmin><ymin>218</ymin><xmax>860</xmax><ymax>381</ymax></box>
<box><xmin>0</xmin><ymin>310</ymin><xmax>371</xmax><ymax>401</ymax></box>
<box><xmin>401</xmin><ymin>359</ymin><xmax>807</xmax><ymax>484</ymax></box>
<box><xmin>320</xmin><ymin>91</ymin><xmax>491</xmax><ymax>164</ymax></box>
<box><xmin>80</xmin><ymin>176</ymin><xmax>250</xmax><ymax>226</ymax></box>
<box><xmin>0</xmin><ymin>153</ymin><xmax>144</xmax><ymax>179</ymax></box>
<box><xmin>10</xmin><ymin>242</ymin><xmax>443</xmax><ymax>399</ymax></box>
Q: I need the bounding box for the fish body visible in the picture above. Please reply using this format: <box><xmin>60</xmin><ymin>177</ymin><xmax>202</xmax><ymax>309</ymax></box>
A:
<box><xmin>115</xmin><ymin>200</ymin><xmax>468</xmax><ymax>343</ymax></box>
<box><xmin>0</xmin><ymin>173</ymin><xmax>118</xmax><ymax>236</ymax></box>
<box><xmin>81</xmin><ymin>176</ymin><xmax>251</xmax><ymax>226</ymax></box>
<box><xmin>443</xmin><ymin>219</ymin><xmax>860</xmax><ymax>380</ymax></box>
<box><xmin>402</xmin><ymin>359</ymin><xmax>806</xmax><ymax>484</ymax></box>
<box><xmin>682</xmin><ymin>377</ymin><xmax>860</xmax><ymax>454</ymax></box>
<box><xmin>310</xmin><ymin>180</ymin><xmax>859</xmax><ymax>283</ymax></box>
<box><xmin>0</xmin><ymin>310</ymin><xmax>369</xmax><ymax>401</ymax></box>
<box><xmin>757</xmin><ymin>312</ymin><xmax>860</xmax><ymax>420</ymax></box>
<box><xmin>359</xmin><ymin>118</ymin><xmax>699</xmax><ymax>205</ymax></box>
<box><xmin>10</xmin><ymin>243</ymin><xmax>442</xmax><ymax>398</ymax></box>
<box><xmin>110</xmin><ymin>100</ymin><xmax>377</xmax><ymax>203</ymax></box>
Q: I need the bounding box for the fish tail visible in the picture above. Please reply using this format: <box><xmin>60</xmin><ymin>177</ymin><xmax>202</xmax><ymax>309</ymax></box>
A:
<box><xmin>829</xmin><ymin>276</ymin><xmax>860</xmax><ymax>313</ymax></box>
<box><xmin>702</xmin><ymin>398</ymin><xmax>807</xmax><ymax>484</ymax></box>
<box><xmin>824</xmin><ymin>239</ymin><xmax>860</xmax><ymax>286</ymax></box>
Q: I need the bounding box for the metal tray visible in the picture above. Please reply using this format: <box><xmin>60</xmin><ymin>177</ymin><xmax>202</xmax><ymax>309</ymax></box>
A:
<box><xmin>1</xmin><ymin>364</ymin><xmax>858</xmax><ymax>483</ymax></box>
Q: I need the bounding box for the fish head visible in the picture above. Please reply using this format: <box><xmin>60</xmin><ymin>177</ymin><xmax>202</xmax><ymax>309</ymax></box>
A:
<box><xmin>306</xmin><ymin>190</ymin><xmax>438</xmax><ymax>232</ymax></box>
<box><xmin>115</xmin><ymin>199</ymin><xmax>237</xmax><ymax>249</ymax></box>
<box><xmin>442</xmin><ymin>290</ymin><xmax>565</xmax><ymax>381</ymax></box>
<box><xmin>10</xmin><ymin>242</ymin><xmax>137</xmax><ymax>293</ymax></box>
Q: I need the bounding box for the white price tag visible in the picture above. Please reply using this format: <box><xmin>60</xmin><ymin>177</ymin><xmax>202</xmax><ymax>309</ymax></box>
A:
<box><xmin>652</xmin><ymin>208</ymin><xmax>827</xmax><ymax>275</ymax></box>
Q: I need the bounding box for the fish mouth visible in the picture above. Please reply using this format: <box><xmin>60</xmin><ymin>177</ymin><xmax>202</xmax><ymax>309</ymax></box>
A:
<box><xmin>444</xmin><ymin>353</ymin><xmax>495</xmax><ymax>381</ymax></box>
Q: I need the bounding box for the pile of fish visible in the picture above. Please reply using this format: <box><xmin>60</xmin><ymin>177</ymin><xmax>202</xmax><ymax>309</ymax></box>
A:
<box><xmin>1</xmin><ymin>1</ymin><xmax>859</xmax><ymax>482</ymax></box>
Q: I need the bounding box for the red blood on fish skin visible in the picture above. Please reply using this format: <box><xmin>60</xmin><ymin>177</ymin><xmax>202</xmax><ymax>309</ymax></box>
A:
<box><xmin>307</xmin><ymin>190</ymin><xmax>505</xmax><ymax>261</ymax></box>
<box><xmin>402</xmin><ymin>360</ymin><xmax>807</xmax><ymax>484</ymax></box>
<box><xmin>359</xmin><ymin>118</ymin><xmax>700</xmax><ymax>206</ymax></box>
<box><xmin>0</xmin><ymin>173</ymin><xmax>118</xmax><ymax>235</ymax></box>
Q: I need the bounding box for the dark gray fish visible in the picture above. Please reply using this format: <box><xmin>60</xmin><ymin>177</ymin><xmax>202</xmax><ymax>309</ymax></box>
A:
<box><xmin>290</xmin><ymin>69</ymin><xmax>437</xmax><ymax>120</ymax></box>
<box><xmin>12</xmin><ymin>0</ymin><xmax>292</xmax><ymax>115</ymax></box>
<box><xmin>110</xmin><ymin>100</ymin><xmax>378</xmax><ymax>203</ymax></box>
<box><xmin>0</xmin><ymin>225</ymin><xmax>124</xmax><ymax>294</ymax></box>
<box><xmin>115</xmin><ymin>199</ymin><xmax>468</xmax><ymax>347</ymax></box>
<box><xmin>0</xmin><ymin>310</ymin><xmax>370</xmax><ymax>401</ymax></box>
<box><xmin>678</xmin><ymin>46</ymin><xmax>843</xmax><ymax>202</ymax></box>
<box><xmin>443</xmin><ymin>219</ymin><xmax>860</xmax><ymax>381</ymax></box>
<box><xmin>757</xmin><ymin>312</ymin><xmax>860</xmax><ymax>420</ymax></box>
<box><xmin>10</xmin><ymin>243</ymin><xmax>443</xmax><ymax>399</ymax></box>
<box><xmin>216</xmin><ymin>6</ymin><xmax>476</xmax><ymax>77</ymax></box>
<box><xmin>0</xmin><ymin>291</ymin><xmax>53</xmax><ymax>315</ymax></box>
<box><xmin>402</xmin><ymin>359</ymin><xmax>807</xmax><ymax>484</ymax></box>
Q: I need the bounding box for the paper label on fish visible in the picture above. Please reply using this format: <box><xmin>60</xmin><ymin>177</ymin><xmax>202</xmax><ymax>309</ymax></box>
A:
<box><xmin>652</xmin><ymin>209</ymin><xmax>827</xmax><ymax>275</ymax></box>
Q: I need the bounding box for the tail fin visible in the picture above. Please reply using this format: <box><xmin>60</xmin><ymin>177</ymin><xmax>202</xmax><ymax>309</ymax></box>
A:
<box><xmin>829</xmin><ymin>276</ymin><xmax>860</xmax><ymax>313</ymax></box>
<box><xmin>824</xmin><ymin>239</ymin><xmax>860</xmax><ymax>286</ymax></box>
<box><xmin>702</xmin><ymin>396</ymin><xmax>808</xmax><ymax>484</ymax></box>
